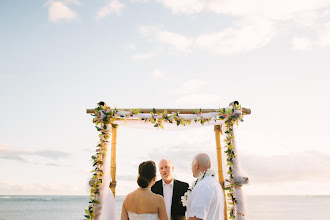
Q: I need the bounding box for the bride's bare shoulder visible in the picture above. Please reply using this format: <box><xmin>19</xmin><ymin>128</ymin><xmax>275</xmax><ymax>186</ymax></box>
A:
<box><xmin>124</xmin><ymin>189</ymin><xmax>139</xmax><ymax>200</ymax></box>
<box><xmin>152</xmin><ymin>193</ymin><xmax>165</xmax><ymax>202</ymax></box>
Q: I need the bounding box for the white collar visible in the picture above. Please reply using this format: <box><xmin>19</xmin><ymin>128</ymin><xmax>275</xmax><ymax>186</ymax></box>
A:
<box><xmin>162</xmin><ymin>179</ymin><xmax>174</xmax><ymax>187</ymax></box>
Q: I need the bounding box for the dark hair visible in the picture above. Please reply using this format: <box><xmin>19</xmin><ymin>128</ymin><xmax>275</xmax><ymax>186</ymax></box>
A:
<box><xmin>137</xmin><ymin>161</ymin><xmax>156</xmax><ymax>188</ymax></box>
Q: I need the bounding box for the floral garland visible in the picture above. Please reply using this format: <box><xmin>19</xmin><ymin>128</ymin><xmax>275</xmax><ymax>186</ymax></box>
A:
<box><xmin>223</xmin><ymin>101</ymin><xmax>245</xmax><ymax>219</ymax></box>
<box><xmin>84</xmin><ymin>102</ymin><xmax>117</xmax><ymax>219</ymax></box>
<box><xmin>85</xmin><ymin>101</ymin><xmax>245</xmax><ymax>220</ymax></box>
<box><xmin>181</xmin><ymin>169</ymin><xmax>216</xmax><ymax>207</ymax></box>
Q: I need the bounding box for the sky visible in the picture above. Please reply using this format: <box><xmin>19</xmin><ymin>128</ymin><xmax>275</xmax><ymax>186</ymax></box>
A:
<box><xmin>0</xmin><ymin>0</ymin><xmax>330</xmax><ymax>196</ymax></box>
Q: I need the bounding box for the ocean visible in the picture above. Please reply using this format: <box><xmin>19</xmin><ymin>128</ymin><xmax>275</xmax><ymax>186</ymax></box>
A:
<box><xmin>0</xmin><ymin>195</ymin><xmax>329</xmax><ymax>220</ymax></box>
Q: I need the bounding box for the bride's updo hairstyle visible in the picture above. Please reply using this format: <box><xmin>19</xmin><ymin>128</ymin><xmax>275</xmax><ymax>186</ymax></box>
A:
<box><xmin>137</xmin><ymin>160</ymin><xmax>156</xmax><ymax>188</ymax></box>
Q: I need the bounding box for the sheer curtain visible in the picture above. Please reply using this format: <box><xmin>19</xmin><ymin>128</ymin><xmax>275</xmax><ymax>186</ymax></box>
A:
<box><xmin>95</xmin><ymin>140</ymin><xmax>116</xmax><ymax>220</ymax></box>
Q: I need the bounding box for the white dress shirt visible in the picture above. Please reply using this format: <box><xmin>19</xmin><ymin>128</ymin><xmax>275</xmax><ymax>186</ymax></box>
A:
<box><xmin>187</xmin><ymin>176</ymin><xmax>224</xmax><ymax>220</ymax></box>
<box><xmin>162</xmin><ymin>179</ymin><xmax>174</xmax><ymax>218</ymax></box>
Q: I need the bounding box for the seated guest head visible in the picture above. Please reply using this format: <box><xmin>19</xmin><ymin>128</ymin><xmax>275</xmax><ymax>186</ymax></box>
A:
<box><xmin>137</xmin><ymin>160</ymin><xmax>157</xmax><ymax>188</ymax></box>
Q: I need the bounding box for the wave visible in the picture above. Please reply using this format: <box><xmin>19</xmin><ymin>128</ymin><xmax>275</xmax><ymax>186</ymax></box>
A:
<box><xmin>0</xmin><ymin>196</ymin><xmax>11</xmax><ymax>199</ymax></box>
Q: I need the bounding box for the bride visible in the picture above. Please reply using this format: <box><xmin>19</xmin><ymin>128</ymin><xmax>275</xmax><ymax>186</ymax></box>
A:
<box><xmin>121</xmin><ymin>160</ymin><xmax>169</xmax><ymax>220</ymax></box>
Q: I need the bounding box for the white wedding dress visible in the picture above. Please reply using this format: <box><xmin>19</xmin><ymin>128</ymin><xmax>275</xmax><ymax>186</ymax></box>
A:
<box><xmin>127</xmin><ymin>211</ymin><xmax>159</xmax><ymax>220</ymax></box>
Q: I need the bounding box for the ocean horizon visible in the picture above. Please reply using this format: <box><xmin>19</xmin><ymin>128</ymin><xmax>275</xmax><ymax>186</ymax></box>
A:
<box><xmin>1</xmin><ymin>195</ymin><xmax>330</xmax><ymax>220</ymax></box>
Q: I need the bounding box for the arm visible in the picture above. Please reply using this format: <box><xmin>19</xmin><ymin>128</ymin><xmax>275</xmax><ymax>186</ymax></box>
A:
<box><xmin>158</xmin><ymin>196</ymin><xmax>169</xmax><ymax>220</ymax></box>
<box><xmin>121</xmin><ymin>200</ymin><xmax>129</xmax><ymax>220</ymax></box>
<box><xmin>186</xmin><ymin>186</ymin><xmax>212</xmax><ymax>220</ymax></box>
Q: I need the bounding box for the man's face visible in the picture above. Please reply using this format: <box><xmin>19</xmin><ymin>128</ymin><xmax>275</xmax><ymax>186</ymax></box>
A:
<box><xmin>159</xmin><ymin>159</ymin><xmax>174</xmax><ymax>182</ymax></box>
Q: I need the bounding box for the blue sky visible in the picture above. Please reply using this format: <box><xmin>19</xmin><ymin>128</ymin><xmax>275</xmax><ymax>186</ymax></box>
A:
<box><xmin>1</xmin><ymin>0</ymin><xmax>330</xmax><ymax>196</ymax></box>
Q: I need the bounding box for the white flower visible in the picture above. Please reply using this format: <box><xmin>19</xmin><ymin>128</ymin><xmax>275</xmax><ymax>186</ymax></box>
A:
<box><xmin>205</xmin><ymin>169</ymin><xmax>216</xmax><ymax>177</ymax></box>
<box><xmin>232</xmin><ymin>110</ymin><xmax>242</xmax><ymax>119</ymax></box>
<box><xmin>181</xmin><ymin>190</ymin><xmax>190</xmax><ymax>207</ymax></box>
<box><xmin>97</xmin><ymin>111</ymin><xmax>106</xmax><ymax>119</ymax></box>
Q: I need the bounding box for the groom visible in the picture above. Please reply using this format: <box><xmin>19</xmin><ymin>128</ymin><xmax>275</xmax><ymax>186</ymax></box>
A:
<box><xmin>151</xmin><ymin>159</ymin><xmax>189</xmax><ymax>220</ymax></box>
<box><xmin>187</xmin><ymin>153</ymin><xmax>224</xmax><ymax>220</ymax></box>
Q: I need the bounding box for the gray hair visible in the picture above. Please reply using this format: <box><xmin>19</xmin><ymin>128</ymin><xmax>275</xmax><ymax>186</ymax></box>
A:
<box><xmin>193</xmin><ymin>153</ymin><xmax>211</xmax><ymax>169</ymax></box>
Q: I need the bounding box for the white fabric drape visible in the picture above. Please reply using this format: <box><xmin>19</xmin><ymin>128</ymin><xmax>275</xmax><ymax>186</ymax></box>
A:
<box><xmin>95</xmin><ymin>141</ymin><xmax>116</xmax><ymax>220</ymax></box>
<box><xmin>224</xmin><ymin>127</ymin><xmax>248</xmax><ymax>220</ymax></box>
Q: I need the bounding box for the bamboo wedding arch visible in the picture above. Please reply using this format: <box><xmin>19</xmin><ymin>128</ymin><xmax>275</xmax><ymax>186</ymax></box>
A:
<box><xmin>85</xmin><ymin>101</ymin><xmax>251</xmax><ymax>220</ymax></box>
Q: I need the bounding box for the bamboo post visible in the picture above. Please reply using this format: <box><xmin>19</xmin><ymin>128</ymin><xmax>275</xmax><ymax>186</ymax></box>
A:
<box><xmin>214</xmin><ymin>125</ymin><xmax>228</xmax><ymax>220</ymax></box>
<box><xmin>110</xmin><ymin>127</ymin><xmax>118</xmax><ymax>197</ymax></box>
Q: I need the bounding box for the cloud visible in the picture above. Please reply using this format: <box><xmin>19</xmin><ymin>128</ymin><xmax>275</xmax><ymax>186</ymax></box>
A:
<box><xmin>156</xmin><ymin>0</ymin><xmax>330</xmax><ymax>21</ymax></box>
<box><xmin>0</xmin><ymin>182</ymin><xmax>87</xmax><ymax>195</ymax></box>
<box><xmin>139</xmin><ymin>25</ymin><xmax>193</xmax><ymax>52</ymax></box>
<box><xmin>292</xmin><ymin>37</ymin><xmax>313</xmax><ymax>51</ymax></box>
<box><xmin>195</xmin><ymin>18</ymin><xmax>278</xmax><ymax>54</ymax></box>
<box><xmin>292</xmin><ymin>10</ymin><xmax>320</xmax><ymax>27</ymax></box>
<box><xmin>169</xmin><ymin>79</ymin><xmax>208</xmax><ymax>95</ymax></box>
<box><xmin>45</xmin><ymin>1</ymin><xmax>78</xmax><ymax>23</ymax></box>
<box><xmin>240</xmin><ymin>151</ymin><xmax>330</xmax><ymax>183</ymax></box>
<box><xmin>0</xmin><ymin>154</ymin><xmax>27</xmax><ymax>162</ymax></box>
<box><xmin>132</xmin><ymin>52</ymin><xmax>156</xmax><ymax>60</ymax></box>
<box><xmin>175</xmin><ymin>93</ymin><xmax>221</xmax><ymax>107</ymax></box>
<box><xmin>152</xmin><ymin>69</ymin><xmax>165</xmax><ymax>79</ymax></box>
<box><xmin>290</xmin><ymin>10</ymin><xmax>330</xmax><ymax>50</ymax></box>
<box><xmin>139</xmin><ymin>20</ymin><xmax>278</xmax><ymax>54</ymax></box>
<box><xmin>145</xmin><ymin>141</ymin><xmax>330</xmax><ymax>188</ymax></box>
<box><xmin>155</xmin><ymin>0</ymin><xmax>205</xmax><ymax>14</ymax></box>
<box><xmin>146</xmin><ymin>1</ymin><xmax>330</xmax><ymax>54</ymax></box>
<box><xmin>0</xmin><ymin>144</ymin><xmax>32</xmax><ymax>162</ymax></box>
<box><xmin>64</xmin><ymin>0</ymin><xmax>81</xmax><ymax>5</ymax></box>
<box><xmin>124</xmin><ymin>43</ymin><xmax>136</xmax><ymax>51</ymax></box>
<box><xmin>318</xmin><ymin>21</ymin><xmax>330</xmax><ymax>47</ymax></box>
<box><xmin>95</xmin><ymin>0</ymin><xmax>125</xmax><ymax>20</ymax></box>
<box><xmin>130</xmin><ymin>0</ymin><xmax>149</xmax><ymax>2</ymax></box>
<box><xmin>45</xmin><ymin>163</ymin><xmax>61</xmax><ymax>166</ymax></box>
<box><xmin>291</xmin><ymin>20</ymin><xmax>330</xmax><ymax>50</ymax></box>
<box><xmin>34</xmin><ymin>150</ymin><xmax>71</xmax><ymax>160</ymax></box>
<box><xmin>207</xmin><ymin>0</ymin><xmax>330</xmax><ymax>21</ymax></box>
<box><xmin>0</xmin><ymin>144</ymin><xmax>71</xmax><ymax>163</ymax></box>
<box><xmin>117</xmin><ymin>173</ymin><xmax>137</xmax><ymax>181</ymax></box>
<box><xmin>168</xmin><ymin>80</ymin><xmax>221</xmax><ymax>107</ymax></box>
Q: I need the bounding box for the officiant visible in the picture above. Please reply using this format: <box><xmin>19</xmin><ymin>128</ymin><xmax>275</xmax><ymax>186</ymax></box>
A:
<box><xmin>151</xmin><ymin>159</ymin><xmax>189</xmax><ymax>220</ymax></box>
